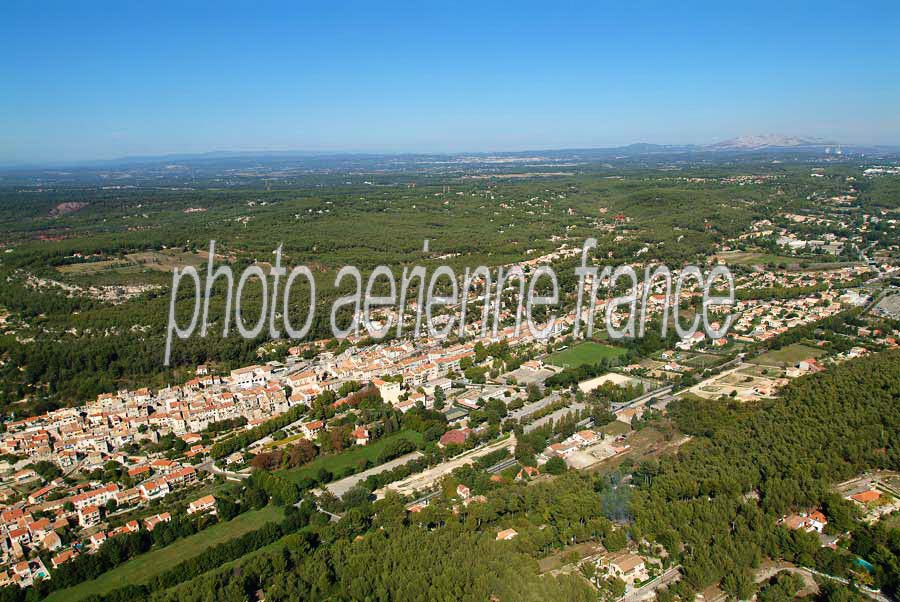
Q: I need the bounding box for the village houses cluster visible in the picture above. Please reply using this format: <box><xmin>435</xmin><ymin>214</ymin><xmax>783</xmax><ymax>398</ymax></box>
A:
<box><xmin>0</xmin><ymin>230</ymin><xmax>895</xmax><ymax>591</ymax></box>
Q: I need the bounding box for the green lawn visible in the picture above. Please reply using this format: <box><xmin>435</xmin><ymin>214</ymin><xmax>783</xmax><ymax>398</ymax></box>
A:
<box><xmin>546</xmin><ymin>342</ymin><xmax>626</xmax><ymax>368</ymax></box>
<box><xmin>44</xmin><ymin>505</ymin><xmax>284</xmax><ymax>602</ymax></box>
<box><xmin>278</xmin><ymin>430</ymin><xmax>424</xmax><ymax>485</ymax></box>
<box><xmin>750</xmin><ymin>343</ymin><xmax>825</xmax><ymax>367</ymax></box>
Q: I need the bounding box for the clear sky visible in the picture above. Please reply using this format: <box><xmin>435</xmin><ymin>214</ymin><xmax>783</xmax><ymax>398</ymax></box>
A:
<box><xmin>2</xmin><ymin>1</ymin><xmax>899</xmax><ymax>164</ymax></box>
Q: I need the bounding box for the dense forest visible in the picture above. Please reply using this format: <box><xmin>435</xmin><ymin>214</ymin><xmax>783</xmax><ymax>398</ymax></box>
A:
<box><xmin>0</xmin><ymin>165</ymin><xmax>868</xmax><ymax>411</ymax></box>
<box><xmin>634</xmin><ymin>350</ymin><xmax>900</xmax><ymax>599</ymax></box>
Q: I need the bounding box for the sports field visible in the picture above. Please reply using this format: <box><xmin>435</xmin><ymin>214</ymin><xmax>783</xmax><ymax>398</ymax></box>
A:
<box><xmin>546</xmin><ymin>342</ymin><xmax>626</xmax><ymax>368</ymax></box>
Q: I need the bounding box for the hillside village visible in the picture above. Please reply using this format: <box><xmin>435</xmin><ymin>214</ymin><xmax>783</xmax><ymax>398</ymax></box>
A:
<box><xmin>1</xmin><ymin>245</ymin><xmax>897</xmax><ymax>591</ymax></box>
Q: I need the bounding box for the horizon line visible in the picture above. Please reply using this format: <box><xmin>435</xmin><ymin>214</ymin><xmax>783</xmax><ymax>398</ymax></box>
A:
<box><xmin>5</xmin><ymin>138</ymin><xmax>900</xmax><ymax>171</ymax></box>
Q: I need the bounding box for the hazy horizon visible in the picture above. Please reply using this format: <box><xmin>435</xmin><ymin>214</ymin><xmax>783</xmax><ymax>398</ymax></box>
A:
<box><xmin>6</xmin><ymin>134</ymin><xmax>900</xmax><ymax>170</ymax></box>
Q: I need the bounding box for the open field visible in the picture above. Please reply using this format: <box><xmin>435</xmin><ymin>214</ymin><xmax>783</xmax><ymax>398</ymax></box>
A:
<box><xmin>577</xmin><ymin>371</ymin><xmax>642</xmax><ymax>394</ymax></box>
<box><xmin>716</xmin><ymin>251</ymin><xmax>804</xmax><ymax>267</ymax></box>
<box><xmin>684</xmin><ymin>360</ymin><xmax>792</xmax><ymax>402</ymax></box>
<box><xmin>126</xmin><ymin>250</ymin><xmax>209</xmax><ymax>270</ymax></box>
<box><xmin>56</xmin><ymin>249</ymin><xmax>208</xmax><ymax>275</ymax></box>
<box><xmin>750</xmin><ymin>343</ymin><xmax>825</xmax><ymax>367</ymax></box>
<box><xmin>585</xmin><ymin>426</ymin><xmax>689</xmax><ymax>475</ymax></box>
<box><xmin>681</xmin><ymin>352</ymin><xmax>730</xmax><ymax>370</ymax></box>
<box><xmin>278</xmin><ymin>430</ymin><xmax>424</xmax><ymax>485</ymax></box>
<box><xmin>55</xmin><ymin>258</ymin><xmax>131</xmax><ymax>273</ymax></box>
<box><xmin>719</xmin><ymin>370</ymin><xmax>781</xmax><ymax>391</ymax></box>
<box><xmin>44</xmin><ymin>505</ymin><xmax>284</xmax><ymax>602</ymax></box>
<box><xmin>264</xmin><ymin>431</ymin><xmax>308</xmax><ymax>449</ymax></box>
<box><xmin>537</xmin><ymin>541</ymin><xmax>603</xmax><ymax>574</ymax></box>
<box><xmin>738</xmin><ymin>363</ymin><xmax>786</xmax><ymax>378</ymax></box>
<box><xmin>717</xmin><ymin>251</ymin><xmax>857</xmax><ymax>272</ymax></box>
<box><xmin>598</xmin><ymin>421</ymin><xmax>631</xmax><ymax>437</ymax></box>
<box><xmin>546</xmin><ymin>342</ymin><xmax>626</xmax><ymax>368</ymax></box>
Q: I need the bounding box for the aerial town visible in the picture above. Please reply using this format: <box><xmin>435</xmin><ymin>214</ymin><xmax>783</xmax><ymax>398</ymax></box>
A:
<box><xmin>1</xmin><ymin>203</ymin><xmax>898</xmax><ymax>596</ymax></box>
<box><xmin>3</xmin><ymin>4</ymin><xmax>900</xmax><ymax>599</ymax></box>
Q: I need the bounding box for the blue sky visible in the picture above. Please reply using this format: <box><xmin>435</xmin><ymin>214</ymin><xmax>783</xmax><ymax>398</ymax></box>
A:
<box><xmin>2</xmin><ymin>1</ymin><xmax>899</xmax><ymax>164</ymax></box>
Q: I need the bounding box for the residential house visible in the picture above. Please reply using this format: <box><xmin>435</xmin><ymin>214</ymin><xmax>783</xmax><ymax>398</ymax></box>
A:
<box><xmin>78</xmin><ymin>505</ymin><xmax>101</xmax><ymax>528</ymax></box>
<box><xmin>439</xmin><ymin>428</ymin><xmax>472</xmax><ymax>448</ymax></box>
<box><xmin>598</xmin><ymin>552</ymin><xmax>648</xmax><ymax>587</ymax></box>
<box><xmin>187</xmin><ymin>495</ymin><xmax>216</xmax><ymax>515</ymax></box>
<box><xmin>351</xmin><ymin>427</ymin><xmax>370</xmax><ymax>446</ymax></box>
<box><xmin>144</xmin><ymin>512</ymin><xmax>172</xmax><ymax>531</ymax></box>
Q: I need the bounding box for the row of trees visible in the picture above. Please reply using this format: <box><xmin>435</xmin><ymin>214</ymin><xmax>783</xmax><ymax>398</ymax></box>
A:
<box><xmin>248</xmin><ymin>471</ymin><xmax>302</xmax><ymax>506</ymax></box>
<box><xmin>211</xmin><ymin>404</ymin><xmax>307</xmax><ymax>459</ymax></box>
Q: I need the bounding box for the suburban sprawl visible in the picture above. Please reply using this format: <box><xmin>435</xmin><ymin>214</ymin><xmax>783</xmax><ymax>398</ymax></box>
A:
<box><xmin>0</xmin><ymin>148</ymin><xmax>898</xmax><ymax>602</ymax></box>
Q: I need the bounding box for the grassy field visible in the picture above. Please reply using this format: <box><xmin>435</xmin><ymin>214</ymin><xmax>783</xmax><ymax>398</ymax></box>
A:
<box><xmin>716</xmin><ymin>251</ymin><xmax>804</xmax><ymax>267</ymax></box>
<box><xmin>56</xmin><ymin>249</ymin><xmax>207</xmax><ymax>275</ymax></box>
<box><xmin>56</xmin><ymin>258</ymin><xmax>131</xmax><ymax>273</ymax></box>
<box><xmin>546</xmin><ymin>342</ymin><xmax>626</xmax><ymax>368</ymax></box>
<box><xmin>278</xmin><ymin>430</ymin><xmax>424</xmax><ymax>485</ymax></box>
<box><xmin>537</xmin><ymin>541</ymin><xmax>603</xmax><ymax>574</ymax></box>
<box><xmin>750</xmin><ymin>343</ymin><xmax>825</xmax><ymax>367</ymax></box>
<box><xmin>718</xmin><ymin>252</ymin><xmax>854</xmax><ymax>271</ymax></box>
<box><xmin>598</xmin><ymin>420</ymin><xmax>631</xmax><ymax>437</ymax></box>
<box><xmin>44</xmin><ymin>505</ymin><xmax>284</xmax><ymax>602</ymax></box>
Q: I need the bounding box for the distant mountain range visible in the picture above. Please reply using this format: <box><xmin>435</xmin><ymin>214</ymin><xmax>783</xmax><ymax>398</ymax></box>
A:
<box><xmin>91</xmin><ymin>136</ymin><xmax>867</xmax><ymax>165</ymax></box>
<box><xmin>3</xmin><ymin>135</ymin><xmax>897</xmax><ymax>171</ymax></box>
<box><xmin>589</xmin><ymin>135</ymin><xmax>843</xmax><ymax>154</ymax></box>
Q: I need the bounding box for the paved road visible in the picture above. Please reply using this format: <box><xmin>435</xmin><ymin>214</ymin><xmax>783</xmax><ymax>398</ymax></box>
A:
<box><xmin>612</xmin><ymin>385</ymin><xmax>674</xmax><ymax>411</ymax></box>
<box><xmin>859</xmin><ymin>242</ymin><xmax>879</xmax><ymax>273</ymax></box>
<box><xmin>620</xmin><ymin>566</ymin><xmax>682</xmax><ymax>602</ymax></box>
<box><xmin>801</xmin><ymin>567</ymin><xmax>890</xmax><ymax>602</ymax></box>
<box><xmin>514</xmin><ymin>382</ymin><xmax>672</xmax><ymax>434</ymax></box>
<box><xmin>379</xmin><ymin>435</ymin><xmax>517</xmax><ymax>501</ymax></box>
<box><xmin>321</xmin><ymin>451</ymin><xmax>424</xmax><ymax>498</ymax></box>
<box><xmin>750</xmin><ymin>562</ymin><xmax>889</xmax><ymax>602</ymax></box>
<box><xmin>404</xmin><ymin>457</ymin><xmax>518</xmax><ymax>508</ymax></box>
<box><xmin>508</xmin><ymin>392</ymin><xmax>562</xmax><ymax>422</ymax></box>
<box><xmin>524</xmin><ymin>402</ymin><xmax>586</xmax><ymax>433</ymax></box>
<box><xmin>487</xmin><ymin>457</ymin><xmax>518</xmax><ymax>473</ymax></box>
<box><xmin>197</xmin><ymin>459</ymin><xmax>249</xmax><ymax>480</ymax></box>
